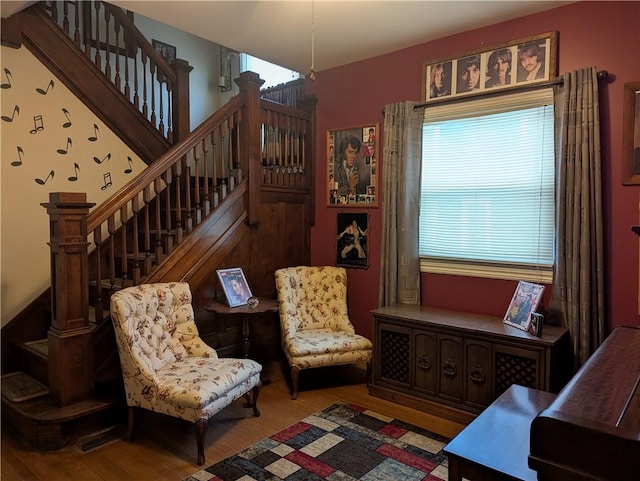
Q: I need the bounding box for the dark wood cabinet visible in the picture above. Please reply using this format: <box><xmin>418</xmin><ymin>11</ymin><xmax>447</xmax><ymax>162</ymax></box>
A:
<box><xmin>369</xmin><ymin>305</ymin><xmax>569</xmax><ymax>424</ymax></box>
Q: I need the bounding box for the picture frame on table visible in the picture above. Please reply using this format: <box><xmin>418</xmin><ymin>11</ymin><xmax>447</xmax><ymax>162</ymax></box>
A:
<box><xmin>327</xmin><ymin>124</ymin><xmax>378</xmax><ymax>207</ymax></box>
<box><xmin>217</xmin><ymin>267</ymin><xmax>253</xmax><ymax>307</ymax></box>
<box><xmin>503</xmin><ymin>281</ymin><xmax>545</xmax><ymax>332</ymax></box>
<box><xmin>336</xmin><ymin>212</ymin><xmax>370</xmax><ymax>269</ymax></box>
<box><xmin>622</xmin><ymin>80</ymin><xmax>640</xmax><ymax>185</ymax></box>
<box><xmin>422</xmin><ymin>31</ymin><xmax>557</xmax><ymax>102</ymax></box>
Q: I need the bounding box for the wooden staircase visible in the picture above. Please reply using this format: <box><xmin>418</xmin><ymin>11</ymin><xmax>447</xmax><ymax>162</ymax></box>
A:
<box><xmin>2</xmin><ymin>0</ymin><xmax>317</xmax><ymax>452</ymax></box>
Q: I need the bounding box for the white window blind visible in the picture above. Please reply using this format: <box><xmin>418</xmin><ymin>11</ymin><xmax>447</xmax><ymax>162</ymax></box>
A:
<box><xmin>241</xmin><ymin>54</ymin><xmax>301</xmax><ymax>89</ymax></box>
<box><xmin>419</xmin><ymin>89</ymin><xmax>555</xmax><ymax>282</ymax></box>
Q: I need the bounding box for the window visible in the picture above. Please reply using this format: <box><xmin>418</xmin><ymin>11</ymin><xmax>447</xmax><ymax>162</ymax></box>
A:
<box><xmin>419</xmin><ymin>89</ymin><xmax>555</xmax><ymax>282</ymax></box>
<box><xmin>240</xmin><ymin>54</ymin><xmax>301</xmax><ymax>89</ymax></box>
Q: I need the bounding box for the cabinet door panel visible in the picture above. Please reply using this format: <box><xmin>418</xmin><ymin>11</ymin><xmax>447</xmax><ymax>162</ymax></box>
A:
<box><xmin>414</xmin><ymin>330</ymin><xmax>437</xmax><ymax>395</ymax></box>
<box><xmin>494</xmin><ymin>344</ymin><xmax>541</xmax><ymax>396</ymax></box>
<box><xmin>465</xmin><ymin>340</ymin><xmax>492</xmax><ymax>409</ymax></box>
<box><xmin>376</xmin><ymin>322</ymin><xmax>412</xmax><ymax>388</ymax></box>
<box><xmin>438</xmin><ymin>334</ymin><xmax>463</xmax><ymax>402</ymax></box>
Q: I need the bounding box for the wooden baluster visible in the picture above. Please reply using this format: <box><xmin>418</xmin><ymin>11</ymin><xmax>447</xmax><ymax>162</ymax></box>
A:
<box><xmin>201</xmin><ymin>138</ymin><xmax>210</xmax><ymax>215</ymax></box>
<box><xmin>150</xmin><ymin>61</ymin><xmax>157</xmax><ymax>127</ymax></box>
<box><xmin>107</xmin><ymin>215</ymin><xmax>117</xmax><ymax>289</ymax></box>
<box><xmin>284</xmin><ymin>115</ymin><xmax>291</xmax><ymax>186</ymax></box>
<box><xmin>120</xmin><ymin>204</ymin><xmax>130</xmax><ymax>287</ymax></box>
<box><xmin>167</xmin><ymin>80</ymin><xmax>174</xmax><ymax>143</ymax></box>
<box><xmin>62</xmin><ymin>1</ymin><xmax>70</xmax><ymax>35</ymax></box>
<box><xmin>131</xmin><ymin>195</ymin><xmax>141</xmax><ymax>284</ymax></box>
<box><xmin>92</xmin><ymin>224</ymin><xmax>104</xmax><ymax>324</ymax></box>
<box><xmin>104</xmin><ymin>8</ymin><xmax>111</xmax><ymax>81</ymax></box>
<box><xmin>174</xmin><ymin>161</ymin><xmax>183</xmax><ymax>244</ymax></box>
<box><xmin>154</xmin><ymin>178</ymin><xmax>164</xmax><ymax>262</ymax></box>
<box><xmin>93</xmin><ymin>1</ymin><xmax>101</xmax><ymax>68</ymax></box>
<box><xmin>211</xmin><ymin>132</ymin><xmax>219</xmax><ymax>208</ymax></box>
<box><xmin>133</xmin><ymin>47</ymin><xmax>140</xmax><ymax>109</ymax></box>
<box><xmin>235</xmin><ymin>110</ymin><xmax>243</xmax><ymax>183</ymax></box>
<box><xmin>227</xmin><ymin>115</ymin><xmax>235</xmax><ymax>191</ymax></box>
<box><xmin>158</xmin><ymin>78</ymin><xmax>165</xmax><ymax>138</ymax></box>
<box><xmin>143</xmin><ymin>185</ymin><xmax>153</xmax><ymax>273</ymax></box>
<box><xmin>50</xmin><ymin>1</ymin><xmax>58</xmax><ymax>25</ymax></box>
<box><xmin>114</xmin><ymin>17</ymin><xmax>122</xmax><ymax>92</ymax></box>
<box><xmin>141</xmin><ymin>51</ymin><xmax>148</xmax><ymax>119</ymax></box>
<box><xmin>183</xmin><ymin>155</ymin><xmax>193</xmax><ymax>233</ymax></box>
<box><xmin>73</xmin><ymin>1</ymin><xmax>81</xmax><ymax>47</ymax></box>
<box><xmin>164</xmin><ymin>168</ymin><xmax>174</xmax><ymax>254</ymax></box>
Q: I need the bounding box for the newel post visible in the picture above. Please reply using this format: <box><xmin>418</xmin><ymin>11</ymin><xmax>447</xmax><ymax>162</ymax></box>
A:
<box><xmin>41</xmin><ymin>192</ymin><xmax>96</xmax><ymax>407</ymax></box>
<box><xmin>236</xmin><ymin>71</ymin><xmax>265</xmax><ymax>226</ymax></box>
<box><xmin>172</xmin><ymin>58</ymin><xmax>193</xmax><ymax>143</ymax></box>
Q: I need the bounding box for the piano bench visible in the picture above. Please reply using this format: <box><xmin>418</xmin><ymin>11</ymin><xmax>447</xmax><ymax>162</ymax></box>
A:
<box><xmin>444</xmin><ymin>384</ymin><xmax>556</xmax><ymax>481</ymax></box>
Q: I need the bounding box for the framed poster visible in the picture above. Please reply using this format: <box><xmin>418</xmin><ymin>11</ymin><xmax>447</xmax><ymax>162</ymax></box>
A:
<box><xmin>216</xmin><ymin>267</ymin><xmax>253</xmax><ymax>307</ymax></box>
<box><xmin>422</xmin><ymin>32</ymin><xmax>557</xmax><ymax>102</ymax></box>
<box><xmin>503</xmin><ymin>281</ymin><xmax>545</xmax><ymax>332</ymax></box>
<box><xmin>336</xmin><ymin>212</ymin><xmax>369</xmax><ymax>269</ymax></box>
<box><xmin>327</xmin><ymin>124</ymin><xmax>378</xmax><ymax>207</ymax></box>
<box><xmin>152</xmin><ymin>39</ymin><xmax>176</xmax><ymax>64</ymax></box>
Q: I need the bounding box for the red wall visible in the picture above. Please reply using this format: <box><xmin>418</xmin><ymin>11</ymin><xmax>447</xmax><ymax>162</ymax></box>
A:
<box><xmin>307</xmin><ymin>1</ymin><xmax>640</xmax><ymax>340</ymax></box>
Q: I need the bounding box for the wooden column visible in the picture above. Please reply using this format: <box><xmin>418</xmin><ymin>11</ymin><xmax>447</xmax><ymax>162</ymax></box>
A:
<box><xmin>236</xmin><ymin>71</ymin><xmax>264</xmax><ymax>226</ymax></box>
<box><xmin>172</xmin><ymin>58</ymin><xmax>193</xmax><ymax>143</ymax></box>
<box><xmin>41</xmin><ymin>192</ymin><xmax>96</xmax><ymax>407</ymax></box>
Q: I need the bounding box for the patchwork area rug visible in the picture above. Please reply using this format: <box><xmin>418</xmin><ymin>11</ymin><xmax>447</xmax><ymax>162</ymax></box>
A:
<box><xmin>184</xmin><ymin>401</ymin><xmax>450</xmax><ymax>481</ymax></box>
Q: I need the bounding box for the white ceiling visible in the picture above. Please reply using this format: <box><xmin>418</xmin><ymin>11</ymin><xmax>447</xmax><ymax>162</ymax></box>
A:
<box><xmin>2</xmin><ymin>1</ymin><xmax>574</xmax><ymax>74</ymax></box>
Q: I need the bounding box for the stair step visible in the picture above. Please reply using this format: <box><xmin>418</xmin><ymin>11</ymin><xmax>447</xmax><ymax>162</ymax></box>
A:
<box><xmin>23</xmin><ymin>339</ymin><xmax>48</xmax><ymax>358</ymax></box>
<box><xmin>1</xmin><ymin>371</ymin><xmax>49</xmax><ymax>403</ymax></box>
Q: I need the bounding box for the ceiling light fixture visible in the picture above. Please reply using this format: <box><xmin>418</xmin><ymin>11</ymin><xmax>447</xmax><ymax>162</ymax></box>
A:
<box><xmin>309</xmin><ymin>0</ymin><xmax>316</xmax><ymax>80</ymax></box>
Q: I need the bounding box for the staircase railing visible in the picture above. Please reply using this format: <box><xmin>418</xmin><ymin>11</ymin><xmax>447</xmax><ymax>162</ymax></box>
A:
<box><xmin>43</xmin><ymin>0</ymin><xmax>190</xmax><ymax>143</ymax></box>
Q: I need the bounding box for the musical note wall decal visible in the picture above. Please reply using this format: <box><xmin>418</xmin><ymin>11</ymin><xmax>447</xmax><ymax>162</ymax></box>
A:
<box><xmin>11</xmin><ymin>146</ymin><xmax>24</xmax><ymax>167</ymax></box>
<box><xmin>68</xmin><ymin>163</ymin><xmax>80</xmax><ymax>182</ymax></box>
<box><xmin>88</xmin><ymin>124</ymin><xmax>99</xmax><ymax>141</ymax></box>
<box><xmin>93</xmin><ymin>152</ymin><xmax>111</xmax><ymax>164</ymax></box>
<box><xmin>124</xmin><ymin>156</ymin><xmax>133</xmax><ymax>174</ymax></box>
<box><xmin>101</xmin><ymin>172</ymin><xmax>113</xmax><ymax>190</ymax></box>
<box><xmin>30</xmin><ymin>115</ymin><xmax>44</xmax><ymax>134</ymax></box>
<box><xmin>36</xmin><ymin>79</ymin><xmax>55</xmax><ymax>95</ymax></box>
<box><xmin>61</xmin><ymin>108</ymin><xmax>72</xmax><ymax>128</ymax></box>
<box><xmin>1</xmin><ymin>68</ymin><xmax>12</xmax><ymax>89</ymax></box>
<box><xmin>35</xmin><ymin>170</ymin><xmax>55</xmax><ymax>185</ymax></box>
<box><xmin>1</xmin><ymin>105</ymin><xmax>19</xmax><ymax>122</ymax></box>
<box><xmin>57</xmin><ymin>137</ymin><xmax>72</xmax><ymax>155</ymax></box>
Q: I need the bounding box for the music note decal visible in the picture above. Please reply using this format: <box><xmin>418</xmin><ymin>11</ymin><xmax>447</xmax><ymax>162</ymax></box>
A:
<box><xmin>11</xmin><ymin>146</ymin><xmax>24</xmax><ymax>167</ymax></box>
<box><xmin>36</xmin><ymin>79</ymin><xmax>55</xmax><ymax>95</ymax></box>
<box><xmin>61</xmin><ymin>108</ymin><xmax>72</xmax><ymax>128</ymax></box>
<box><xmin>1</xmin><ymin>105</ymin><xmax>19</xmax><ymax>122</ymax></box>
<box><xmin>68</xmin><ymin>163</ymin><xmax>80</xmax><ymax>182</ymax></box>
<box><xmin>1</xmin><ymin>68</ymin><xmax>12</xmax><ymax>89</ymax></box>
<box><xmin>124</xmin><ymin>156</ymin><xmax>133</xmax><ymax>174</ymax></box>
<box><xmin>35</xmin><ymin>170</ymin><xmax>55</xmax><ymax>185</ymax></box>
<box><xmin>88</xmin><ymin>124</ymin><xmax>99</xmax><ymax>142</ymax></box>
<box><xmin>57</xmin><ymin>137</ymin><xmax>72</xmax><ymax>155</ymax></box>
<box><xmin>101</xmin><ymin>172</ymin><xmax>113</xmax><ymax>190</ymax></box>
<box><xmin>30</xmin><ymin>115</ymin><xmax>44</xmax><ymax>134</ymax></box>
<box><xmin>93</xmin><ymin>152</ymin><xmax>111</xmax><ymax>164</ymax></box>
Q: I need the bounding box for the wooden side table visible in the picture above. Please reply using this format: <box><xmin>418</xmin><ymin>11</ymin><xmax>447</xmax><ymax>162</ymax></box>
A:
<box><xmin>204</xmin><ymin>298</ymin><xmax>279</xmax><ymax>359</ymax></box>
<box><xmin>444</xmin><ymin>384</ymin><xmax>556</xmax><ymax>481</ymax></box>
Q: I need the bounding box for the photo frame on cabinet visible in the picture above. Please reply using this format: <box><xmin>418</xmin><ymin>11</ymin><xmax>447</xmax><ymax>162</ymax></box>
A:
<box><xmin>503</xmin><ymin>281</ymin><xmax>545</xmax><ymax>332</ymax></box>
<box><xmin>327</xmin><ymin>124</ymin><xmax>378</xmax><ymax>207</ymax></box>
<box><xmin>422</xmin><ymin>32</ymin><xmax>557</xmax><ymax>103</ymax></box>
<box><xmin>336</xmin><ymin>212</ymin><xmax>370</xmax><ymax>269</ymax></box>
<box><xmin>217</xmin><ymin>267</ymin><xmax>253</xmax><ymax>307</ymax></box>
<box><xmin>622</xmin><ymin>80</ymin><xmax>640</xmax><ymax>185</ymax></box>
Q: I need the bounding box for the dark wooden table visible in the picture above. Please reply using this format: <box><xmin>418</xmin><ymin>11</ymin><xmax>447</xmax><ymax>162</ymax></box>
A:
<box><xmin>444</xmin><ymin>384</ymin><xmax>556</xmax><ymax>481</ymax></box>
<box><xmin>205</xmin><ymin>298</ymin><xmax>279</xmax><ymax>359</ymax></box>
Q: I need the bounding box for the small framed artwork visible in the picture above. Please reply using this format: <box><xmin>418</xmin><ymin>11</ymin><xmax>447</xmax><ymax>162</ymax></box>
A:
<box><xmin>528</xmin><ymin>312</ymin><xmax>544</xmax><ymax>337</ymax></box>
<box><xmin>336</xmin><ymin>212</ymin><xmax>369</xmax><ymax>269</ymax></box>
<box><xmin>503</xmin><ymin>281</ymin><xmax>545</xmax><ymax>332</ymax></box>
<box><xmin>216</xmin><ymin>267</ymin><xmax>253</xmax><ymax>307</ymax></box>
<box><xmin>422</xmin><ymin>31</ymin><xmax>557</xmax><ymax>102</ymax></box>
<box><xmin>152</xmin><ymin>39</ymin><xmax>176</xmax><ymax>64</ymax></box>
<box><xmin>622</xmin><ymin>80</ymin><xmax>640</xmax><ymax>185</ymax></box>
<box><xmin>327</xmin><ymin>124</ymin><xmax>378</xmax><ymax>207</ymax></box>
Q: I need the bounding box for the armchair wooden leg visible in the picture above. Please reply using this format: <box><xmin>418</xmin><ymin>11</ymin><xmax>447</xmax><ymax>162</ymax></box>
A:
<box><xmin>251</xmin><ymin>383</ymin><xmax>261</xmax><ymax>417</ymax></box>
<box><xmin>291</xmin><ymin>366</ymin><xmax>299</xmax><ymax>400</ymax></box>
<box><xmin>194</xmin><ymin>418</ymin><xmax>208</xmax><ymax>466</ymax></box>
<box><xmin>124</xmin><ymin>406</ymin><xmax>135</xmax><ymax>440</ymax></box>
<box><xmin>366</xmin><ymin>360</ymin><xmax>372</xmax><ymax>385</ymax></box>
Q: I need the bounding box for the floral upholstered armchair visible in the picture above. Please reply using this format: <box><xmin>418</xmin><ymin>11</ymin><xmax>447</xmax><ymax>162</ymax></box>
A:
<box><xmin>274</xmin><ymin>266</ymin><xmax>373</xmax><ymax>399</ymax></box>
<box><xmin>110</xmin><ymin>282</ymin><xmax>262</xmax><ymax>465</ymax></box>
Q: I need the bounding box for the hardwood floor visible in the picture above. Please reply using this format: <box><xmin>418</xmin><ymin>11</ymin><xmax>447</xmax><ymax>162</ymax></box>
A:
<box><xmin>1</xmin><ymin>362</ymin><xmax>465</xmax><ymax>481</ymax></box>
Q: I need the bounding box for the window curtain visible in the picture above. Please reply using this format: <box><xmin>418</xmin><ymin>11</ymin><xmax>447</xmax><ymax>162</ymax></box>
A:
<box><xmin>550</xmin><ymin>67</ymin><xmax>606</xmax><ymax>370</ymax></box>
<box><xmin>378</xmin><ymin>101</ymin><xmax>422</xmax><ymax>307</ymax></box>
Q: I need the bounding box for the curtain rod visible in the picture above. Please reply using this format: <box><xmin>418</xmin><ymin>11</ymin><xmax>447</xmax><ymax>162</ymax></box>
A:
<box><xmin>410</xmin><ymin>69</ymin><xmax>610</xmax><ymax>111</ymax></box>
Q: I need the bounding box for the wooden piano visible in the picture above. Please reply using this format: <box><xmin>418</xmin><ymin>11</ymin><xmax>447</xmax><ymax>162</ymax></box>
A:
<box><xmin>529</xmin><ymin>326</ymin><xmax>640</xmax><ymax>480</ymax></box>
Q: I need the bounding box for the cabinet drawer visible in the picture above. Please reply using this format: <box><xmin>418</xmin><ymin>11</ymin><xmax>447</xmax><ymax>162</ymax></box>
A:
<box><xmin>437</xmin><ymin>334</ymin><xmax>463</xmax><ymax>403</ymax></box>
<box><xmin>465</xmin><ymin>339</ymin><xmax>492</xmax><ymax>409</ymax></box>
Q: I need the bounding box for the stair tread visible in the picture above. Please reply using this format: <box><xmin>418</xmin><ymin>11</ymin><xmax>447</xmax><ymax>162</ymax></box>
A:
<box><xmin>1</xmin><ymin>371</ymin><xmax>49</xmax><ymax>402</ymax></box>
<box><xmin>23</xmin><ymin>339</ymin><xmax>48</xmax><ymax>358</ymax></box>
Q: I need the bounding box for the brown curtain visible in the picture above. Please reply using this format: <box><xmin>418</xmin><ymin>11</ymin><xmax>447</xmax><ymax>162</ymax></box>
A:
<box><xmin>260</xmin><ymin>78</ymin><xmax>305</xmax><ymax>107</ymax></box>
<box><xmin>551</xmin><ymin>67</ymin><xmax>606</xmax><ymax>370</ymax></box>
<box><xmin>378</xmin><ymin>102</ymin><xmax>422</xmax><ymax>307</ymax></box>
